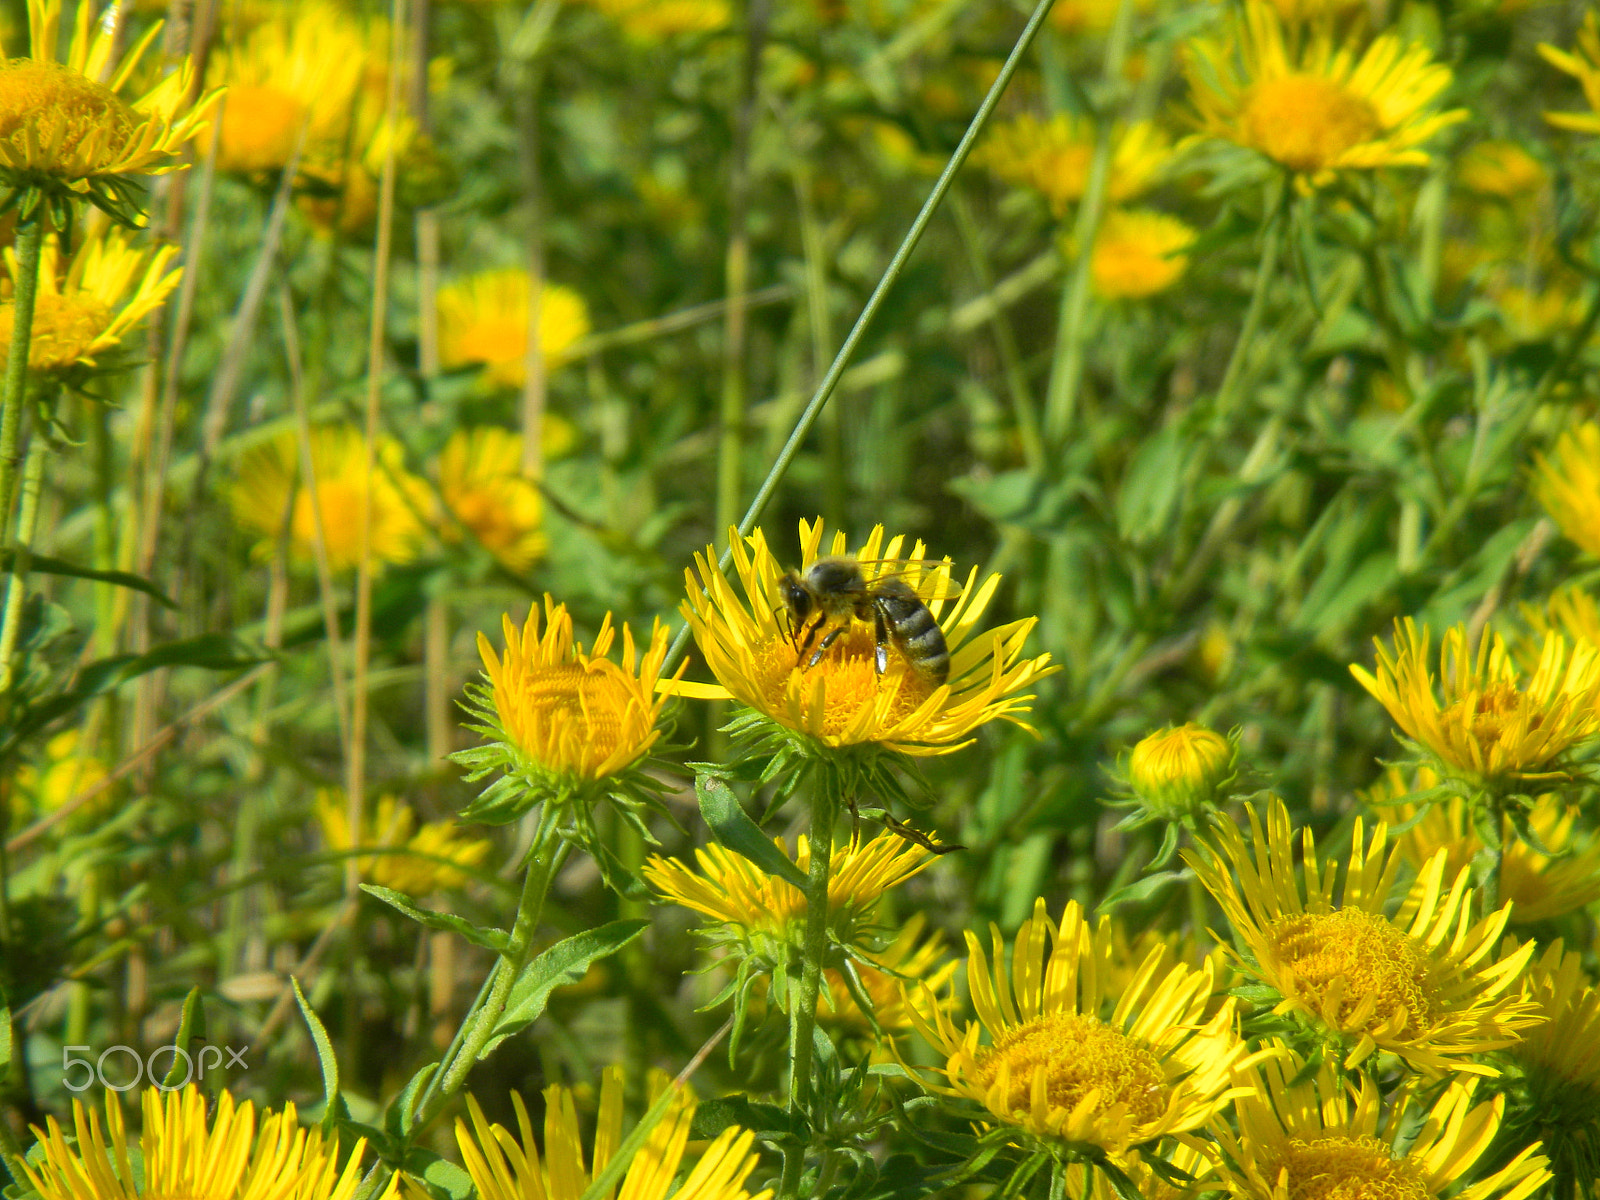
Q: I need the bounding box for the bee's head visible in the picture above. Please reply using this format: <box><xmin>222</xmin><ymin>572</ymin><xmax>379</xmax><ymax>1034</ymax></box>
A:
<box><xmin>777</xmin><ymin>570</ymin><xmax>813</xmax><ymax>622</ymax></box>
<box><xmin>803</xmin><ymin>556</ymin><xmax>864</xmax><ymax>595</ymax></box>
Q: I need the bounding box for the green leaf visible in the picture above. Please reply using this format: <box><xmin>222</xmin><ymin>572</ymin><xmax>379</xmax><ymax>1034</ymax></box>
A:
<box><xmin>385</xmin><ymin>1064</ymin><xmax>439</xmax><ymax>1142</ymax></box>
<box><xmin>696</xmin><ymin>773</ymin><xmax>807</xmax><ymax>890</ymax></box>
<box><xmin>1096</xmin><ymin>869</ymin><xmax>1187</xmax><ymax>912</ymax></box>
<box><xmin>0</xmin><ymin>550</ymin><xmax>177</xmax><ymax>608</ymax></box>
<box><xmin>481</xmin><ymin>920</ymin><xmax>648</xmax><ymax>1059</ymax></box>
<box><xmin>360</xmin><ymin>886</ymin><xmax>508</xmax><ymax>952</ymax></box>
<box><xmin>688</xmin><ymin>1096</ymin><xmax>801</xmax><ymax>1142</ymax></box>
<box><xmin>291</xmin><ymin>978</ymin><xmax>340</xmax><ymax>1132</ymax></box>
<box><xmin>402</xmin><ymin>1149</ymin><xmax>474</xmax><ymax>1200</ymax></box>
<box><xmin>163</xmin><ymin>988</ymin><xmax>207</xmax><ymax>1088</ymax></box>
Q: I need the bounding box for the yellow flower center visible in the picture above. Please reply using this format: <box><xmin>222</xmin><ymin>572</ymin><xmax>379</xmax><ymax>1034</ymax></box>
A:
<box><xmin>1266</xmin><ymin>908</ymin><xmax>1436</xmax><ymax>1037</ymax></box>
<box><xmin>1278</xmin><ymin>1135</ymin><xmax>1430</xmax><ymax>1200</ymax></box>
<box><xmin>751</xmin><ymin>622</ymin><xmax>933</xmax><ymax>740</ymax></box>
<box><xmin>1441</xmin><ymin>680</ymin><xmax>1543</xmax><ymax>762</ymax></box>
<box><xmin>0</xmin><ymin>292</ymin><xmax>114</xmax><ymax>373</ymax></box>
<box><xmin>971</xmin><ymin>1012</ymin><xmax>1169</xmax><ymax>1125</ymax></box>
<box><xmin>0</xmin><ymin>60</ymin><xmax>135</xmax><ymax>175</ymax></box>
<box><xmin>217</xmin><ymin>83</ymin><xmax>307</xmax><ymax>174</ymax></box>
<box><xmin>448</xmin><ymin>483</ymin><xmax>537</xmax><ymax>559</ymax></box>
<box><xmin>1240</xmin><ymin>74</ymin><xmax>1381</xmax><ymax>171</ymax></box>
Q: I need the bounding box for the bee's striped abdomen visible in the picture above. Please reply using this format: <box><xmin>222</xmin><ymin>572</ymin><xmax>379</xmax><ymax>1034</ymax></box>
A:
<box><xmin>875</xmin><ymin>581</ymin><xmax>949</xmax><ymax>686</ymax></box>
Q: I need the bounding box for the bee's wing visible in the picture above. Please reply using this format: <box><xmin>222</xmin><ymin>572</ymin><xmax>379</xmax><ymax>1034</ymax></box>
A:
<box><xmin>855</xmin><ymin>557</ymin><xmax>965</xmax><ymax>601</ymax></box>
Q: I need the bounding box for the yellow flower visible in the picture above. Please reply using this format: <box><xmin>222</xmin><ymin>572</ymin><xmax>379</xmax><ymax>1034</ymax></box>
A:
<box><xmin>977</xmin><ymin>114</ymin><xmax>1172</xmax><ymax>213</ymax></box>
<box><xmin>1521</xmin><ymin>584</ymin><xmax>1600</xmax><ymax>654</ymax></box>
<box><xmin>1262</xmin><ymin>0</ymin><xmax>1368</xmax><ymax>22</ymax></box>
<box><xmin>0</xmin><ymin>225</ymin><xmax>179</xmax><ymax>375</ymax></box>
<box><xmin>1351</xmin><ymin>618</ymin><xmax>1600</xmax><ymax>789</ymax></box>
<box><xmin>316</xmin><ymin>790</ymin><xmax>490</xmax><ymax>896</ymax></box>
<box><xmin>1458</xmin><ymin>140</ymin><xmax>1547</xmax><ymax>200</ymax></box>
<box><xmin>681</xmin><ymin>519</ymin><xmax>1055</xmax><ymax>756</ymax></box>
<box><xmin>1085</xmin><ymin>208</ymin><xmax>1196</xmax><ymax>300</ymax></box>
<box><xmin>449</xmin><ymin>1068</ymin><xmax>770</xmax><ymax>1200</ymax></box>
<box><xmin>1185</xmin><ymin>0</ymin><xmax>1465</xmax><ymax>184</ymax></box>
<box><xmin>1369</xmin><ymin>768</ymin><xmax>1600</xmax><ymax>924</ymax></box>
<box><xmin>1540</xmin><ymin>13</ymin><xmax>1600</xmax><ymax>136</ymax></box>
<box><xmin>643</xmin><ymin>831</ymin><xmax>936</xmax><ymax>966</ymax></box>
<box><xmin>1126</xmin><ymin>721</ymin><xmax>1236</xmax><ymax>815</ymax></box>
<box><xmin>228</xmin><ymin>424</ymin><xmax>430</xmax><ymax>571</ymax></box>
<box><xmin>15</xmin><ymin>728</ymin><xmax>108</xmax><ymax>817</ymax></box>
<box><xmin>473</xmin><ymin>596</ymin><xmax>675</xmax><ymax>785</ymax></box>
<box><xmin>575</xmin><ymin>0</ymin><xmax>731</xmax><ymax>38</ymax></box>
<box><xmin>1532</xmin><ymin>422</ymin><xmax>1600</xmax><ymax>556</ymax></box>
<box><xmin>1212</xmin><ymin>1051</ymin><xmax>1551</xmax><ymax>1200</ymax></box>
<box><xmin>209</xmin><ymin>1</ymin><xmax>367</xmax><ymax>175</ymax></box>
<box><xmin>1505</xmin><ymin>941</ymin><xmax>1600</xmax><ymax>1195</ymax></box>
<box><xmin>903</xmin><ymin>897</ymin><xmax>1257</xmax><ymax>1157</ymax></box>
<box><xmin>437</xmin><ymin>269</ymin><xmax>590</xmax><ymax>390</ymax></box>
<box><xmin>0</xmin><ymin>0</ymin><xmax>219</xmax><ymax>206</ymax></box>
<box><xmin>1185</xmin><ymin>796</ymin><xmax>1541</xmax><ymax>1074</ymax></box>
<box><xmin>437</xmin><ymin>427</ymin><xmax>561</xmax><ymax>572</ymax></box>
<box><xmin>24</xmin><ymin>1084</ymin><xmax>391</xmax><ymax>1200</ymax></box>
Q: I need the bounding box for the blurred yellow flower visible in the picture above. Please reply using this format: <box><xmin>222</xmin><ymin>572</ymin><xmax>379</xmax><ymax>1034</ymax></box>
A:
<box><xmin>1509</xmin><ymin>941</ymin><xmax>1600</xmax><ymax>1194</ymax></box>
<box><xmin>1085</xmin><ymin>209</ymin><xmax>1196</xmax><ymax>300</ymax></box>
<box><xmin>1367</xmin><ymin>766</ymin><xmax>1600</xmax><ymax>924</ymax></box>
<box><xmin>903</xmin><ymin>897</ymin><xmax>1257</xmax><ymax>1156</ymax></box>
<box><xmin>978</xmin><ymin>114</ymin><xmax>1171</xmax><ymax>213</ymax></box>
<box><xmin>681</xmin><ymin>519</ymin><xmax>1055</xmax><ymax>756</ymax></box>
<box><xmin>1352</xmin><ymin>618</ymin><xmax>1600</xmax><ymax>788</ymax></box>
<box><xmin>450</xmin><ymin>1068</ymin><xmax>769</xmax><ymax>1200</ymax></box>
<box><xmin>0</xmin><ymin>226</ymin><xmax>179</xmax><ymax>375</ymax></box>
<box><xmin>228</xmin><ymin>424</ymin><xmax>430</xmax><ymax>571</ymax></box>
<box><xmin>576</xmin><ymin>0</ymin><xmax>730</xmax><ymax>37</ymax></box>
<box><xmin>1262</xmin><ymin>0</ymin><xmax>1368</xmax><ymax>21</ymax></box>
<box><xmin>0</xmin><ymin>0</ymin><xmax>219</xmax><ymax>204</ymax></box>
<box><xmin>1522</xmin><ymin>584</ymin><xmax>1600</xmax><ymax>652</ymax></box>
<box><xmin>1212</xmin><ymin>1052</ymin><xmax>1551</xmax><ymax>1200</ymax></box>
<box><xmin>316</xmin><ymin>791</ymin><xmax>490</xmax><ymax>896</ymax></box>
<box><xmin>437</xmin><ymin>427</ymin><xmax>554</xmax><ymax>572</ymax></box>
<box><xmin>1186</xmin><ymin>796</ymin><xmax>1541</xmax><ymax>1074</ymax></box>
<box><xmin>15</xmin><ymin>729</ymin><xmax>108</xmax><ymax>817</ymax></box>
<box><xmin>474</xmin><ymin>596</ymin><xmax>675</xmax><ymax>784</ymax></box>
<box><xmin>1186</xmin><ymin>0</ymin><xmax>1464</xmax><ymax>184</ymax></box>
<box><xmin>436</xmin><ymin>269</ymin><xmax>590</xmax><ymax>390</ymax></box>
<box><xmin>209</xmin><ymin>1</ymin><xmax>367</xmax><ymax>175</ymax></box>
<box><xmin>1532</xmin><ymin>422</ymin><xmax>1600</xmax><ymax>555</ymax></box>
<box><xmin>25</xmin><ymin>1084</ymin><xmax>390</xmax><ymax>1200</ymax></box>
<box><xmin>1047</xmin><ymin>0</ymin><xmax>1154</xmax><ymax>37</ymax></box>
<box><xmin>1458</xmin><ymin>140</ymin><xmax>1547</xmax><ymax>200</ymax></box>
<box><xmin>1540</xmin><ymin>12</ymin><xmax>1600</xmax><ymax>136</ymax></box>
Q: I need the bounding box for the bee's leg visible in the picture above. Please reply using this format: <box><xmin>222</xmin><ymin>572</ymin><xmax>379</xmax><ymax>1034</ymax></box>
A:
<box><xmin>873</xmin><ymin>603</ymin><xmax>889</xmax><ymax>675</ymax></box>
<box><xmin>805</xmin><ymin>623</ymin><xmax>847</xmax><ymax>668</ymax></box>
<box><xmin>793</xmin><ymin>612</ymin><xmax>823</xmax><ymax>664</ymax></box>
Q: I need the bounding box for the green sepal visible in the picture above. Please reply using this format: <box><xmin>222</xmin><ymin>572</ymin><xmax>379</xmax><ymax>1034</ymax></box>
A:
<box><xmin>360</xmin><ymin>885</ymin><xmax>508</xmax><ymax>952</ymax></box>
<box><xmin>1097</xmin><ymin>869</ymin><xmax>1187</xmax><ymax>912</ymax></box>
<box><xmin>385</xmin><ymin>1064</ymin><xmax>439</xmax><ymax>1142</ymax></box>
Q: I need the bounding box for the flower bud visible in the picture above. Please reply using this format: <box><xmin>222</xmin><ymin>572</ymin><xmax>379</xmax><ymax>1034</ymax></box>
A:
<box><xmin>1127</xmin><ymin>723</ymin><xmax>1236</xmax><ymax>816</ymax></box>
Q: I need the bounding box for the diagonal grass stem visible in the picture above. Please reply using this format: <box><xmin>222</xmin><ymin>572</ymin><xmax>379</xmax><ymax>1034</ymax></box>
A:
<box><xmin>663</xmin><ymin>0</ymin><xmax>1059</xmax><ymax>674</ymax></box>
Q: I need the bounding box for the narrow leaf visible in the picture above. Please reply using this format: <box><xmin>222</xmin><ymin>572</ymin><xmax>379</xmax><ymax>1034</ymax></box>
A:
<box><xmin>163</xmin><ymin>988</ymin><xmax>207</xmax><ymax>1088</ymax></box>
<box><xmin>481</xmin><ymin>920</ymin><xmax>648</xmax><ymax>1058</ymax></box>
<box><xmin>361</xmin><ymin>885</ymin><xmax>508</xmax><ymax>952</ymax></box>
<box><xmin>291</xmin><ymin>978</ymin><xmax>340</xmax><ymax>1132</ymax></box>
<box><xmin>696</xmin><ymin>773</ymin><xmax>807</xmax><ymax>889</ymax></box>
<box><xmin>0</xmin><ymin>550</ymin><xmax>177</xmax><ymax>608</ymax></box>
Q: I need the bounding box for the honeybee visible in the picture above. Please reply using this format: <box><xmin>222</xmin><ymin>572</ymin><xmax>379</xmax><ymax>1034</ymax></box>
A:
<box><xmin>777</xmin><ymin>556</ymin><xmax>951</xmax><ymax>687</ymax></box>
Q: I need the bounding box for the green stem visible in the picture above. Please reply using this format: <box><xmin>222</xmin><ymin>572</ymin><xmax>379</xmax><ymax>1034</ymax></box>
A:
<box><xmin>0</xmin><ymin>434</ymin><xmax>49</xmax><ymax>696</ymax></box>
<box><xmin>1213</xmin><ymin>185</ymin><xmax>1286</xmax><ymax>420</ymax></box>
<box><xmin>0</xmin><ymin>219</ymin><xmax>42</xmax><ymax>697</ymax></box>
<box><xmin>663</xmin><ymin>0</ymin><xmax>1059</xmax><ymax>674</ymax></box>
<box><xmin>411</xmin><ymin>809</ymin><xmax>567</xmax><ymax>1131</ymax></box>
<box><xmin>778</xmin><ymin>786</ymin><xmax>838</xmax><ymax>1200</ymax></box>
